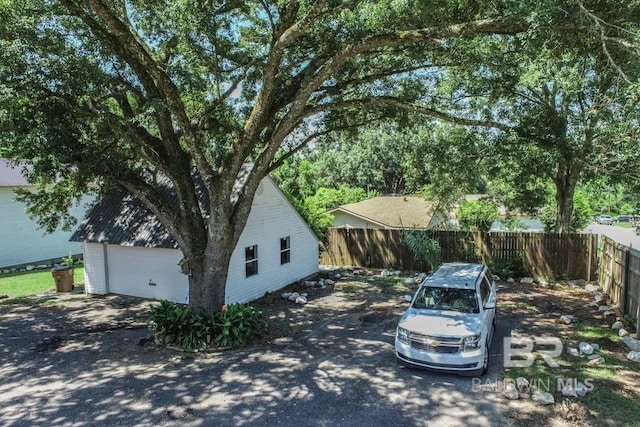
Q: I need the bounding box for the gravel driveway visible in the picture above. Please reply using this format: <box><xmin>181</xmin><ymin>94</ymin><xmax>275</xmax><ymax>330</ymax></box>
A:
<box><xmin>0</xmin><ymin>283</ymin><xmax>509</xmax><ymax>427</ymax></box>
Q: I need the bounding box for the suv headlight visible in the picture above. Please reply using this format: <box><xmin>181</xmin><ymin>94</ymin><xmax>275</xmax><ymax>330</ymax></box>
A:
<box><xmin>396</xmin><ymin>327</ymin><xmax>409</xmax><ymax>344</ymax></box>
<box><xmin>463</xmin><ymin>334</ymin><xmax>481</xmax><ymax>352</ymax></box>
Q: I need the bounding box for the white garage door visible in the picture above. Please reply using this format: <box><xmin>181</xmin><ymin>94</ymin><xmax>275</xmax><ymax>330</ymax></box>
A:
<box><xmin>107</xmin><ymin>245</ymin><xmax>189</xmax><ymax>303</ymax></box>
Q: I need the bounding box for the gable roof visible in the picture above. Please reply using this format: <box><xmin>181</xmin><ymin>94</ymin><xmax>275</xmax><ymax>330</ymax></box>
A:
<box><xmin>70</xmin><ymin>165</ymin><xmax>252</xmax><ymax>249</ymax></box>
<box><xmin>0</xmin><ymin>159</ymin><xmax>29</xmax><ymax>187</ymax></box>
<box><xmin>327</xmin><ymin>196</ymin><xmax>442</xmax><ymax>229</ymax></box>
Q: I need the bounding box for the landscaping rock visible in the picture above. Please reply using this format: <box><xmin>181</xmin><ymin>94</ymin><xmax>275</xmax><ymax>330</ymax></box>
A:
<box><xmin>591</xmin><ymin>343</ymin><xmax>600</xmax><ymax>351</ymax></box>
<box><xmin>576</xmin><ymin>382</ymin><xmax>589</xmax><ymax>397</ymax></box>
<box><xmin>504</xmin><ymin>382</ymin><xmax>519</xmax><ymax>400</ymax></box>
<box><xmin>516</xmin><ymin>377</ymin><xmax>530</xmax><ymax>394</ymax></box>
<box><xmin>520</xmin><ymin>277</ymin><xmax>534</xmax><ymax>284</ymax></box>
<box><xmin>295</xmin><ymin>296</ymin><xmax>307</xmax><ymax>305</ymax></box>
<box><xmin>506</xmin><ymin>278</ymin><xmax>515</xmax><ymax>283</ymax></box>
<box><xmin>623</xmin><ymin>336</ymin><xmax>640</xmax><ymax>352</ymax></box>
<box><xmin>559</xmin><ymin>315</ymin><xmax>576</xmax><ymax>324</ymax></box>
<box><xmin>579</xmin><ymin>342</ymin><xmax>594</xmax><ymax>355</ymax></box>
<box><xmin>493</xmin><ymin>275</ymin><xmax>501</xmax><ymax>282</ymax></box>
<box><xmin>325</xmin><ymin>279</ymin><xmax>335</xmax><ymax>286</ymax></box>
<box><xmin>561</xmin><ymin>385</ymin><xmax>578</xmax><ymax>398</ymax></box>
<box><xmin>25</xmin><ymin>265</ymin><xmax>35</xmax><ymax>271</ymax></box>
<box><xmin>532</xmin><ymin>392</ymin><xmax>555</xmax><ymax>405</ymax></box>
<box><xmin>282</xmin><ymin>292</ymin><xmax>291</xmax><ymax>299</ymax></box>
<box><xmin>585</xmin><ymin>284</ymin><xmax>597</xmax><ymax>292</ymax></box>
<box><xmin>568</xmin><ymin>279</ymin><xmax>587</xmax><ymax>287</ymax></box>
<box><xmin>619</xmin><ymin>328</ymin><xmax>630</xmax><ymax>337</ymax></box>
<box><xmin>627</xmin><ymin>351</ymin><xmax>640</xmax><ymax>362</ymax></box>
<box><xmin>288</xmin><ymin>292</ymin><xmax>300</xmax><ymax>302</ymax></box>
<box><xmin>381</xmin><ymin>269</ymin><xmax>391</xmax><ymax>277</ymax></box>
<box><xmin>415</xmin><ymin>273</ymin><xmax>427</xmax><ymax>283</ymax></box>
<box><xmin>611</xmin><ymin>321</ymin><xmax>624</xmax><ymax>330</ymax></box>
<box><xmin>567</xmin><ymin>347</ymin><xmax>580</xmax><ymax>357</ymax></box>
<box><xmin>598</xmin><ymin>305</ymin><xmax>611</xmax><ymax>312</ymax></box>
<box><xmin>587</xmin><ymin>354</ymin><xmax>605</xmax><ymax>365</ymax></box>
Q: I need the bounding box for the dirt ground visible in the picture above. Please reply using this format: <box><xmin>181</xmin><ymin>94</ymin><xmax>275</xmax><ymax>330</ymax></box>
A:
<box><xmin>1</xmin><ymin>269</ymin><xmax>638</xmax><ymax>426</ymax></box>
<box><xmin>253</xmin><ymin>269</ymin><xmax>640</xmax><ymax>427</ymax></box>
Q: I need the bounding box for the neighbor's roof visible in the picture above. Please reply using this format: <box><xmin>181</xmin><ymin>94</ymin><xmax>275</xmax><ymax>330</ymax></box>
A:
<box><xmin>70</xmin><ymin>165</ymin><xmax>252</xmax><ymax>248</ymax></box>
<box><xmin>327</xmin><ymin>196</ymin><xmax>441</xmax><ymax>229</ymax></box>
<box><xmin>0</xmin><ymin>159</ymin><xmax>29</xmax><ymax>187</ymax></box>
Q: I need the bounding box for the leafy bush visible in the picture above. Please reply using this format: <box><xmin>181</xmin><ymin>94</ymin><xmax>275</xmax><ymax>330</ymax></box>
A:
<box><xmin>488</xmin><ymin>252</ymin><xmax>528</xmax><ymax>279</ymax></box>
<box><xmin>148</xmin><ymin>300</ymin><xmax>210</xmax><ymax>351</ymax></box>
<box><xmin>148</xmin><ymin>301</ymin><xmax>264</xmax><ymax>351</ymax></box>
<box><xmin>211</xmin><ymin>303</ymin><xmax>265</xmax><ymax>347</ymax></box>
<box><xmin>402</xmin><ymin>230</ymin><xmax>441</xmax><ymax>271</ymax></box>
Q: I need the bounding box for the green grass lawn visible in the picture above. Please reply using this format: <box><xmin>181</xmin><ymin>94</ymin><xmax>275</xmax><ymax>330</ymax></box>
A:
<box><xmin>0</xmin><ymin>263</ymin><xmax>84</xmax><ymax>300</ymax></box>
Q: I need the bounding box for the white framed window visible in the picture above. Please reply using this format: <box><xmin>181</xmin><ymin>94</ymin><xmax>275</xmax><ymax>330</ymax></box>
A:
<box><xmin>245</xmin><ymin>245</ymin><xmax>258</xmax><ymax>277</ymax></box>
<box><xmin>280</xmin><ymin>236</ymin><xmax>291</xmax><ymax>265</ymax></box>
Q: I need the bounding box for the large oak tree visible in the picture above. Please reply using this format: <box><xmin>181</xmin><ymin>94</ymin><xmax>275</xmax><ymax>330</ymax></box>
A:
<box><xmin>1</xmin><ymin>0</ymin><xmax>635</xmax><ymax>312</ymax></box>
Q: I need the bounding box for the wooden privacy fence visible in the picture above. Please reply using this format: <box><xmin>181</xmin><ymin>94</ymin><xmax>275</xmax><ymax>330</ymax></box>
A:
<box><xmin>320</xmin><ymin>228</ymin><xmax>597</xmax><ymax>281</ymax></box>
<box><xmin>598</xmin><ymin>236</ymin><xmax>640</xmax><ymax>336</ymax></box>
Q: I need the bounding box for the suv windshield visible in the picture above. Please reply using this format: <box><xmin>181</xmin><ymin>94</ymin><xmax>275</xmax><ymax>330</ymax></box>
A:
<box><xmin>412</xmin><ymin>286</ymin><xmax>480</xmax><ymax>313</ymax></box>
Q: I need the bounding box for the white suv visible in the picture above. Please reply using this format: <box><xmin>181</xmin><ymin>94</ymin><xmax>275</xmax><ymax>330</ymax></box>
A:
<box><xmin>395</xmin><ymin>262</ymin><xmax>497</xmax><ymax>376</ymax></box>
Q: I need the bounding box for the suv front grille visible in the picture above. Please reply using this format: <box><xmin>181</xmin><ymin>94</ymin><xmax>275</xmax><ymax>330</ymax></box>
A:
<box><xmin>408</xmin><ymin>333</ymin><xmax>461</xmax><ymax>354</ymax></box>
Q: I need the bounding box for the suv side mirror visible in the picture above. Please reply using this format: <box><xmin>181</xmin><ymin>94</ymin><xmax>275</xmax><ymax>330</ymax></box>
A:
<box><xmin>404</xmin><ymin>295</ymin><xmax>413</xmax><ymax>303</ymax></box>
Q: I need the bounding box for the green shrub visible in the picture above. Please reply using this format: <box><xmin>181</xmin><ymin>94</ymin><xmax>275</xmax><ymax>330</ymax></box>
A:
<box><xmin>402</xmin><ymin>230</ymin><xmax>441</xmax><ymax>271</ymax></box>
<box><xmin>211</xmin><ymin>303</ymin><xmax>265</xmax><ymax>347</ymax></box>
<box><xmin>148</xmin><ymin>300</ymin><xmax>210</xmax><ymax>351</ymax></box>
<box><xmin>148</xmin><ymin>300</ymin><xmax>265</xmax><ymax>351</ymax></box>
<box><xmin>488</xmin><ymin>252</ymin><xmax>528</xmax><ymax>279</ymax></box>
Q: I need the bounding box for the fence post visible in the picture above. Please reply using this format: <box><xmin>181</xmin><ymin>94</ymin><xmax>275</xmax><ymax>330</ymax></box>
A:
<box><xmin>588</xmin><ymin>234</ymin><xmax>594</xmax><ymax>282</ymax></box>
<box><xmin>622</xmin><ymin>248</ymin><xmax>629</xmax><ymax>317</ymax></box>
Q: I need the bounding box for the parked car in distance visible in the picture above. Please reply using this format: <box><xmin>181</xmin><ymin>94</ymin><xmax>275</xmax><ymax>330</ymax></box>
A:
<box><xmin>596</xmin><ymin>215</ymin><xmax>614</xmax><ymax>225</ymax></box>
<box><xmin>395</xmin><ymin>262</ymin><xmax>497</xmax><ymax>376</ymax></box>
<box><xmin>615</xmin><ymin>215</ymin><xmax>633</xmax><ymax>222</ymax></box>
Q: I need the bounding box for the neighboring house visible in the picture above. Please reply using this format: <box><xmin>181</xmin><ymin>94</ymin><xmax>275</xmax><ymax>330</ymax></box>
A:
<box><xmin>0</xmin><ymin>159</ymin><xmax>87</xmax><ymax>269</ymax></box>
<box><xmin>70</xmin><ymin>168</ymin><xmax>318</xmax><ymax>305</ymax></box>
<box><xmin>327</xmin><ymin>196</ymin><xmax>447</xmax><ymax>229</ymax></box>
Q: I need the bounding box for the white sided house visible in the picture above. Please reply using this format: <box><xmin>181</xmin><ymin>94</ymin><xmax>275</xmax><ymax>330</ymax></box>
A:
<box><xmin>0</xmin><ymin>159</ymin><xmax>87</xmax><ymax>269</ymax></box>
<box><xmin>70</xmin><ymin>169</ymin><xmax>318</xmax><ymax>305</ymax></box>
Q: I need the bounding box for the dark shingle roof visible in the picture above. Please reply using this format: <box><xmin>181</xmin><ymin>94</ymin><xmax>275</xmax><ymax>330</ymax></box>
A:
<box><xmin>70</xmin><ymin>189</ymin><xmax>179</xmax><ymax>248</ymax></box>
<box><xmin>70</xmin><ymin>165</ymin><xmax>251</xmax><ymax>248</ymax></box>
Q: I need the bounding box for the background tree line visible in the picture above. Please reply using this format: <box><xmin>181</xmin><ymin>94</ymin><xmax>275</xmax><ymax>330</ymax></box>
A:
<box><xmin>2</xmin><ymin>1</ymin><xmax>640</xmax><ymax>312</ymax></box>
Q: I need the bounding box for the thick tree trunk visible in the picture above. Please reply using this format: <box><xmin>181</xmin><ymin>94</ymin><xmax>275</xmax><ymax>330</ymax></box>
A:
<box><xmin>188</xmin><ymin>241</ymin><xmax>234</xmax><ymax>314</ymax></box>
<box><xmin>554</xmin><ymin>164</ymin><xmax>578</xmax><ymax>234</ymax></box>
<box><xmin>184</xmin><ymin>173</ymin><xmax>254</xmax><ymax>314</ymax></box>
